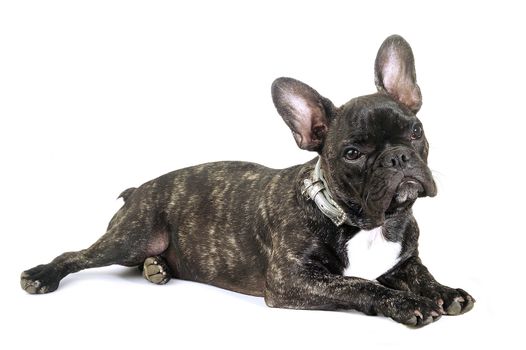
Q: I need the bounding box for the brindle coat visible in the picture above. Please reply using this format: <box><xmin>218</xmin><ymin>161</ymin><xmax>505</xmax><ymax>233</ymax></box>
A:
<box><xmin>21</xmin><ymin>35</ymin><xmax>474</xmax><ymax>327</ymax></box>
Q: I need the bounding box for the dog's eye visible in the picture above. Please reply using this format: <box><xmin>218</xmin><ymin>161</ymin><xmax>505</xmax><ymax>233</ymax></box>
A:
<box><xmin>344</xmin><ymin>148</ymin><xmax>362</xmax><ymax>161</ymax></box>
<box><xmin>411</xmin><ymin>124</ymin><xmax>423</xmax><ymax>140</ymax></box>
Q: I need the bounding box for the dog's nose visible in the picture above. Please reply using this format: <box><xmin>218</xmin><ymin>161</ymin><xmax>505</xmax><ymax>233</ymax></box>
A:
<box><xmin>382</xmin><ymin>150</ymin><xmax>411</xmax><ymax>169</ymax></box>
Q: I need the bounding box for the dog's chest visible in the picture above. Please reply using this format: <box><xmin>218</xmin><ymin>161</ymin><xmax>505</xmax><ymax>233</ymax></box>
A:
<box><xmin>343</xmin><ymin>227</ymin><xmax>402</xmax><ymax>280</ymax></box>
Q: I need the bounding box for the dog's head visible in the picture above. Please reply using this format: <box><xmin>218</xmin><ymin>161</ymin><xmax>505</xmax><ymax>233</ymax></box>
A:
<box><xmin>272</xmin><ymin>35</ymin><xmax>436</xmax><ymax>229</ymax></box>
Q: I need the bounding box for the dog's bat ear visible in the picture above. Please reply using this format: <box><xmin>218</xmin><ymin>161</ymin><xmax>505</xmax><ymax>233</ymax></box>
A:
<box><xmin>374</xmin><ymin>35</ymin><xmax>422</xmax><ymax>113</ymax></box>
<box><xmin>271</xmin><ymin>77</ymin><xmax>334</xmax><ymax>152</ymax></box>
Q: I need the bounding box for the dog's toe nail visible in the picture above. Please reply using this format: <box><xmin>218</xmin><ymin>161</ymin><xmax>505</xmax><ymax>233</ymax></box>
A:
<box><xmin>461</xmin><ymin>297</ymin><xmax>475</xmax><ymax>313</ymax></box>
<box><xmin>406</xmin><ymin>316</ymin><xmax>418</xmax><ymax>326</ymax></box>
<box><xmin>422</xmin><ymin>316</ymin><xmax>433</xmax><ymax>325</ymax></box>
<box><xmin>447</xmin><ymin>301</ymin><xmax>462</xmax><ymax>315</ymax></box>
<box><xmin>462</xmin><ymin>302</ymin><xmax>474</xmax><ymax>313</ymax></box>
<box><xmin>26</xmin><ymin>285</ymin><xmax>37</xmax><ymax>294</ymax></box>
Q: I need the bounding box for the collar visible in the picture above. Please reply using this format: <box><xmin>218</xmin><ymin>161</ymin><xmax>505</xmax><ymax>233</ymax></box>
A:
<box><xmin>302</xmin><ymin>157</ymin><xmax>354</xmax><ymax>227</ymax></box>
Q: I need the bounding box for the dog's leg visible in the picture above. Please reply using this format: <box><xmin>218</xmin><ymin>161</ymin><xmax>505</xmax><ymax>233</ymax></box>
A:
<box><xmin>265</xmin><ymin>269</ymin><xmax>443</xmax><ymax>327</ymax></box>
<box><xmin>377</xmin><ymin>256</ymin><xmax>475</xmax><ymax>315</ymax></box>
<box><xmin>21</xmin><ymin>205</ymin><xmax>170</xmax><ymax>294</ymax></box>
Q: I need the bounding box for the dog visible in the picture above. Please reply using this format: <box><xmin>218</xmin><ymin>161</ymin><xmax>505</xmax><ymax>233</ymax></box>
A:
<box><xmin>21</xmin><ymin>35</ymin><xmax>474</xmax><ymax>327</ymax></box>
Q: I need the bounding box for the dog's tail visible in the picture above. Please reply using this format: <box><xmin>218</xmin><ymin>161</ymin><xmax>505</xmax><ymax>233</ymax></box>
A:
<box><xmin>118</xmin><ymin>187</ymin><xmax>137</xmax><ymax>202</ymax></box>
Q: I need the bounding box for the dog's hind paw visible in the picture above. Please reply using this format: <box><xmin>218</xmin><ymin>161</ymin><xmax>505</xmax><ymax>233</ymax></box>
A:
<box><xmin>143</xmin><ymin>256</ymin><xmax>171</xmax><ymax>285</ymax></box>
<box><xmin>21</xmin><ymin>264</ymin><xmax>60</xmax><ymax>294</ymax></box>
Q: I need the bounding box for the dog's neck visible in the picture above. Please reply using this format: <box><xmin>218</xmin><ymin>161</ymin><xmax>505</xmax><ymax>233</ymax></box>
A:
<box><xmin>302</xmin><ymin>157</ymin><xmax>356</xmax><ymax>227</ymax></box>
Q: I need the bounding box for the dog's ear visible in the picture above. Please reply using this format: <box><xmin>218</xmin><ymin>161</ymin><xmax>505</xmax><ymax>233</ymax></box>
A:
<box><xmin>271</xmin><ymin>77</ymin><xmax>334</xmax><ymax>152</ymax></box>
<box><xmin>374</xmin><ymin>35</ymin><xmax>422</xmax><ymax>113</ymax></box>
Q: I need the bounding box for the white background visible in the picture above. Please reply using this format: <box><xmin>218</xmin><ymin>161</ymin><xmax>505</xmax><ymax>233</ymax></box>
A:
<box><xmin>1</xmin><ymin>1</ymin><xmax>523</xmax><ymax>349</ymax></box>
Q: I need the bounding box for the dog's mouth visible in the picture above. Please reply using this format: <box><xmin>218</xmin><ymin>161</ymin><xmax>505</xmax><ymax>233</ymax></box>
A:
<box><xmin>393</xmin><ymin>177</ymin><xmax>424</xmax><ymax>204</ymax></box>
<box><xmin>366</xmin><ymin>172</ymin><xmax>436</xmax><ymax>221</ymax></box>
<box><xmin>384</xmin><ymin>175</ymin><xmax>436</xmax><ymax>216</ymax></box>
<box><xmin>340</xmin><ymin>168</ymin><xmax>437</xmax><ymax>229</ymax></box>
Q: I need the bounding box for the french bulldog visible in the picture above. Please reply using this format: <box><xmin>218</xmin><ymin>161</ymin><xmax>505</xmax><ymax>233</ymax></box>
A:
<box><xmin>21</xmin><ymin>35</ymin><xmax>474</xmax><ymax>327</ymax></box>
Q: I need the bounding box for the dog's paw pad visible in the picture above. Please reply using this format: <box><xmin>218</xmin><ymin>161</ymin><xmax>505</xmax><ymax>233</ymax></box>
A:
<box><xmin>143</xmin><ymin>257</ymin><xmax>171</xmax><ymax>285</ymax></box>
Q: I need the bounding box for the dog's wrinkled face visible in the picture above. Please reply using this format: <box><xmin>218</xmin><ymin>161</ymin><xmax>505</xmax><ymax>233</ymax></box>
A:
<box><xmin>323</xmin><ymin>94</ymin><xmax>436</xmax><ymax>228</ymax></box>
<box><xmin>272</xmin><ymin>35</ymin><xmax>436</xmax><ymax>229</ymax></box>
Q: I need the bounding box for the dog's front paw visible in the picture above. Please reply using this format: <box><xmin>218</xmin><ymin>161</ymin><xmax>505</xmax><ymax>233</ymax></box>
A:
<box><xmin>420</xmin><ymin>284</ymin><xmax>475</xmax><ymax>315</ymax></box>
<box><xmin>21</xmin><ymin>264</ymin><xmax>60</xmax><ymax>294</ymax></box>
<box><xmin>380</xmin><ymin>291</ymin><xmax>443</xmax><ymax>328</ymax></box>
<box><xmin>143</xmin><ymin>256</ymin><xmax>171</xmax><ymax>285</ymax></box>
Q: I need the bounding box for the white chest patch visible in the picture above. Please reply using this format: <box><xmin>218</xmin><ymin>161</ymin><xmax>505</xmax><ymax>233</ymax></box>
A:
<box><xmin>343</xmin><ymin>226</ymin><xmax>402</xmax><ymax>281</ymax></box>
